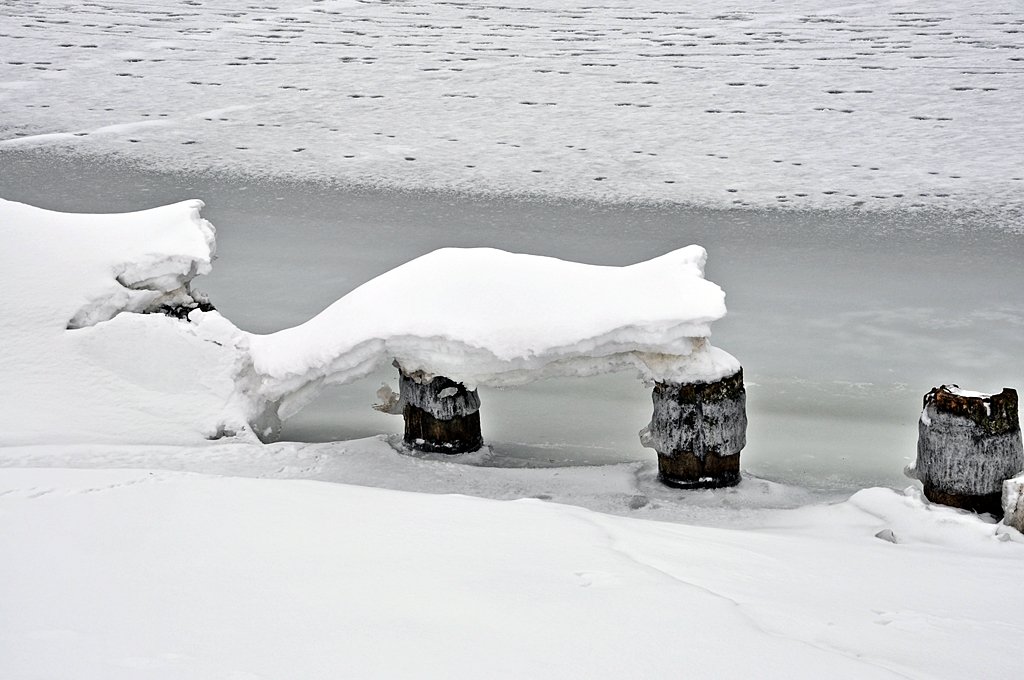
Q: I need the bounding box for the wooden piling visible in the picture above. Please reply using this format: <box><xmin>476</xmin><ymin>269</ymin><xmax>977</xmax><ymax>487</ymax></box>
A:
<box><xmin>641</xmin><ymin>368</ymin><xmax>747</xmax><ymax>489</ymax></box>
<box><xmin>399</xmin><ymin>368</ymin><xmax>483</xmax><ymax>454</ymax></box>
<box><xmin>915</xmin><ymin>385</ymin><xmax>1023</xmax><ymax>515</ymax></box>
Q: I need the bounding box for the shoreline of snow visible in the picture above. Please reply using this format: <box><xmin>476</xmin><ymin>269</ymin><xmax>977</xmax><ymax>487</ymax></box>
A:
<box><xmin>0</xmin><ymin>437</ymin><xmax>830</xmax><ymax>525</ymax></box>
<box><xmin>0</xmin><ymin>197</ymin><xmax>741</xmax><ymax>445</ymax></box>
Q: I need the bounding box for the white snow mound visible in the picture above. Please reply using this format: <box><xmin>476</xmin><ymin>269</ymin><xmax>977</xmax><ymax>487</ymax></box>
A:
<box><xmin>248</xmin><ymin>245</ymin><xmax>736</xmax><ymax>413</ymax></box>
<box><xmin>1</xmin><ymin>197</ymin><xmax>215</xmax><ymax>329</ymax></box>
<box><xmin>0</xmin><ymin>198</ymin><xmax>264</xmax><ymax>445</ymax></box>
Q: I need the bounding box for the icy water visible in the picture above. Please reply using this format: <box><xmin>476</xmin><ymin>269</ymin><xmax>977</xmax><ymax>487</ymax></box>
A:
<box><xmin>3</xmin><ymin>149</ymin><xmax>1023</xmax><ymax>491</ymax></box>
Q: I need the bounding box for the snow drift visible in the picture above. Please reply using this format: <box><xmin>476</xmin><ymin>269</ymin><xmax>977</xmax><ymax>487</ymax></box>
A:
<box><xmin>0</xmin><ymin>198</ymin><xmax>273</xmax><ymax>445</ymax></box>
<box><xmin>248</xmin><ymin>245</ymin><xmax>739</xmax><ymax>419</ymax></box>
<box><xmin>0</xmin><ymin>198</ymin><xmax>736</xmax><ymax>444</ymax></box>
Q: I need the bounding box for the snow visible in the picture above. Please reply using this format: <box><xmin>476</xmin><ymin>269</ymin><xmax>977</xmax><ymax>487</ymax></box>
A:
<box><xmin>0</xmin><ymin>437</ymin><xmax>835</xmax><ymax>525</ymax></box>
<box><xmin>0</xmin><ymin>198</ymin><xmax>269</xmax><ymax>445</ymax></box>
<box><xmin>1003</xmin><ymin>473</ymin><xmax>1024</xmax><ymax>532</ymax></box>
<box><xmin>1</xmin><ymin>463</ymin><xmax>1022</xmax><ymax>679</ymax></box>
<box><xmin>1</xmin><ymin>0</ymin><xmax>1022</xmax><ymax>211</ymax></box>
<box><xmin>248</xmin><ymin>245</ymin><xmax>736</xmax><ymax>413</ymax></box>
<box><xmin>0</xmin><ymin>197</ymin><xmax>214</xmax><ymax>328</ymax></box>
<box><xmin>3</xmin><ymin>5</ymin><xmax>1023</xmax><ymax>674</ymax></box>
<box><xmin>0</xmin><ymin>199</ymin><xmax>735</xmax><ymax>444</ymax></box>
<box><xmin>1</xmin><ymin>195</ymin><xmax>1020</xmax><ymax>676</ymax></box>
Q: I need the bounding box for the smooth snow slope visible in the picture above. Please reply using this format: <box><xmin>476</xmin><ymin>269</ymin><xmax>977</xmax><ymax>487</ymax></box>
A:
<box><xmin>1</xmin><ymin>467</ymin><xmax>1021</xmax><ymax>680</ymax></box>
<box><xmin>1</xmin><ymin>0</ymin><xmax>1022</xmax><ymax>210</ymax></box>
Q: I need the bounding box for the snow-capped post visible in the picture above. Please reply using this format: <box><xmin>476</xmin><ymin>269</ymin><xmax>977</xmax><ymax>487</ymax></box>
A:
<box><xmin>397</xmin><ymin>365</ymin><xmax>483</xmax><ymax>454</ymax></box>
<box><xmin>641</xmin><ymin>368</ymin><xmax>747</xmax><ymax>489</ymax></box>
<box><xmin>913</xmin><ymin>385</ymin><xmax>1023</xmax><ymax>515</ymax></box>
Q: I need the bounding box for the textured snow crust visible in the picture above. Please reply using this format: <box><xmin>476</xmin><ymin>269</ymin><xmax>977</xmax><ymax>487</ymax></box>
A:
<box><xmin>0</xmin><ymin>199</ymin><xmax>735</xmax><ymax>443</ymax></box>
<box><xmin>1</xmin><ymin>0</ymin><xmax>1022</xmax><ymax>211</ymax></box>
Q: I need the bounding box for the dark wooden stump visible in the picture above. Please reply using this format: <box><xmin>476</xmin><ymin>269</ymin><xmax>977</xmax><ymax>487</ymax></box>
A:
<box><xmin>640</xmin><ymin>368</ymin><xmax>747</xmax><ymax>489</ymax></box>
<box><xmin>399</xmin><ymin>368</ymin><xmax>483</xmax><ymax>454</ymax></box>
<box><xmin>915</xmin><ymin>385</ymin><xmax>1023</xmax><ymax>515</ymax></box>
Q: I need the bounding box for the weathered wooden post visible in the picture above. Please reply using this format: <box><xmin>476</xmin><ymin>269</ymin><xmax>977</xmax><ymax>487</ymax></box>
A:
<box><xmin>396</xmin><ymin>366</ymin><xmax>483</xmax><ymax>454</ymax></box>
<box><xmin>640</xmin><ymin>368</ymin><xmax>747</xmax><ymax>488</ymax></box>
<box><xmin>913</xmin><ymin>385</ymin><xmax>1023</xmax><ymax>515</ymax></box>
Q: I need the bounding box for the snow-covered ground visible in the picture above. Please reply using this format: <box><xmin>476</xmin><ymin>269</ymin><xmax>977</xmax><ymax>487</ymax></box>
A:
<box><xmin>2</xmin><ymin>462</ymin><xmax>1022</xmax><ymax>679</ymax></box>
<box><xmin>1</xmin><ymin>0</ymin><xmax>1023</xmax><ymax>210</ymax></box>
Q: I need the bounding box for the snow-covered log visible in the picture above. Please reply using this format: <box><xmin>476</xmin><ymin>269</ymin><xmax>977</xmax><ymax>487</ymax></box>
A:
<box><xmin>914</xmin><ymin>385</ymin><xmax>1023</xmax><ymax>515</ymax></box>
<box><xmin>398</xmin><ymin>368</ymin><xmax>483</xmax><ymax>453</ymax></box>
<box><xmin>640</xmin><ymin>368</ymin><xmax>747</xmax><ymax>488</ymax></box>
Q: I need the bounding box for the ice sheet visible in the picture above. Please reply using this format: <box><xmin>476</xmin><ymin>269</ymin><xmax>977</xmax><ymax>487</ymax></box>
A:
<box><xmin>1</xmin><ymin>0</ymin><xmax>1022</xmax><ymax>211</ymax></box>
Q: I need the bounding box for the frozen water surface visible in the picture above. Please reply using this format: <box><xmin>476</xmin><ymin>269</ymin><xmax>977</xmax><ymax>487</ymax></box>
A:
<box><xmin>1</xmin><ymin>0</ymin><xmax>1023</xmax><ymax>211</ymax></box>
<box><xmin>3</xmin><ymin>149</ymin><xmax>1022</xmax><ymax>492</ymax></box>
